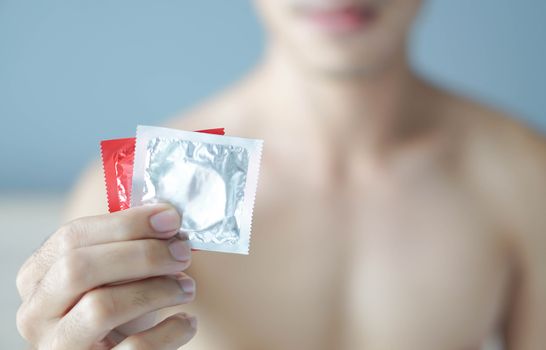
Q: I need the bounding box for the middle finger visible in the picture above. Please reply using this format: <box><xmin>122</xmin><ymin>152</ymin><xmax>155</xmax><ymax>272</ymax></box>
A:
<box><xmin>24</xmin><ymin>238</ymin><xmax>191</xmax><ymax>321</ymax></box>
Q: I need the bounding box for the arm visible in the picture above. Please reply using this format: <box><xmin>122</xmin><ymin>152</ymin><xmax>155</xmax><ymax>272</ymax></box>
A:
<box><xmin>505</xmin><ymin>211</ymin><xmax>546</xmax><ymax>349</ymax></box>
<box><xmin>503</xmin><ymin>137</ymin><xmax>546</xmax><ymax>349</ymax></box>
<box><xmin>507</xmin><ymin>226</ymin><xmax>546</xmax><ymax>350</ymax></box>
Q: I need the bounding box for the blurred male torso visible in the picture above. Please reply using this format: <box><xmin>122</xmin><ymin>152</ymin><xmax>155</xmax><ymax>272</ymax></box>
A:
<box><xmin>68</xmin><ymin>1</ymin><xmax>546</xmax><ymax>349</ymax></box>
<box><xmin>161</xmin><ymin>73</ymin><xmax>518</xmax><ymax>350</ymax></box>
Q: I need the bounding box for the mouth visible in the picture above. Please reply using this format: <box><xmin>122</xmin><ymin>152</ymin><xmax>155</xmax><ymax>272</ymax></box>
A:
<box><xmin>295</xmin><ymin>2</ymin><xmax>380</xmax><ymax>35</ymax></box>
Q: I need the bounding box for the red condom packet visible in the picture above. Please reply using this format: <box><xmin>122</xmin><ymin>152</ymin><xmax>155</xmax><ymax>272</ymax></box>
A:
<box><xmin>100</xmin><ymin>128</ymin><xmax>225</xmax><ymax>213</ymax></box>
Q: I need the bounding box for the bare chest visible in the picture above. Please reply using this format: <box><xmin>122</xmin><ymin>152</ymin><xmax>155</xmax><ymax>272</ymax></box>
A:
<box><xmin>192</xmin><ymin>173</ymin><xmax>511</xmax><ymax>350</ymax></box>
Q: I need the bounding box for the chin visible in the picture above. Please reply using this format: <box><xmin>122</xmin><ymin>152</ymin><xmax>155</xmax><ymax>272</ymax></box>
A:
<box><xmin>290</xmin><ymin>40</ymin><xmax>405</xmax><ymax>79</ymax></box>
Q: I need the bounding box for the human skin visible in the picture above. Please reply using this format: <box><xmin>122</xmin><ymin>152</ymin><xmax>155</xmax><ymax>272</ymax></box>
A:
<box><xmin>17</xmin><ymin>0</ymin><xmax>546</xmax><ymax>349</ymax></box>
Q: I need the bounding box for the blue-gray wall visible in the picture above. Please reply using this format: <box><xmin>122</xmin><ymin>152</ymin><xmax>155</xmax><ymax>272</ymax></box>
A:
<box><xmin>1</xmin><ymin>0</ymin><xmax>545</xmax><ymax>191</ymax></box>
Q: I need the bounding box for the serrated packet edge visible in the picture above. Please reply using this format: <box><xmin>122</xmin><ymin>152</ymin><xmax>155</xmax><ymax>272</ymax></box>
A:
<box><xmin>131</xmin><ymin>125</ymin><xmax>264</xmax><ymax>255</ymax></box>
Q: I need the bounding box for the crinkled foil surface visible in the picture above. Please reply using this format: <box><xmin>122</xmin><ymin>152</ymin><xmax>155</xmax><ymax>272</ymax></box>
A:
<box><xmin>142</xmin><ymin>137</ymin><xmax>249</xmax><ymax>245</ymax></box>
<box><xmin>113</xmin><ymin>143</ymin><xmax>134</xmax><ymax>210</ymax></box>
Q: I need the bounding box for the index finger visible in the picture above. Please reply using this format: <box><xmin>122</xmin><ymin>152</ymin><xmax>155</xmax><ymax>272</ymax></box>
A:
<box><xmin>62</xmin><ymin>203</ymin><xmax>182</xmax><ymax>247</ymax></box>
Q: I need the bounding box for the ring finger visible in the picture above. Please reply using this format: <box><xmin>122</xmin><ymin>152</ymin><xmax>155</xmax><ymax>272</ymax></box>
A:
<box><xmin>49</xmin><ymin>275</ymin><xmax>195</xmax><ymax>349</ymax></box>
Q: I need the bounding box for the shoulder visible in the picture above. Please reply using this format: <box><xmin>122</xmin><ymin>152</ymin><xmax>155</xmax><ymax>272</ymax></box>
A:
<box><xmin>447</xmin><ymin>92</ymin><xmax>546</xmax><ymax>236</ymax></box>
<box><xmin>443</xmin><ymin>97</ymin><xmax>546</xmax><ymax>348</ymax></box>
<box><xmin>453</xmin><ymin>93</ymin><xmax>546</xmax><ymax>189</ymax></box>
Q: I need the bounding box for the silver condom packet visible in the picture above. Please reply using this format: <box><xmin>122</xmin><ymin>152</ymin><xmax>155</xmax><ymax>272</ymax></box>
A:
<box><xmin>131</xmin><ymin>125</ymin><xmax>263</xmax><ymax>254</ymax></box>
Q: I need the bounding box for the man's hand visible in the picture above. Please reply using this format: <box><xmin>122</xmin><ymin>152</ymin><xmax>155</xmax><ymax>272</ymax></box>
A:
<box><xmin>16</xmin><ymin>204</ymin><xmax>197</xmax><ymax>349</ymax></box>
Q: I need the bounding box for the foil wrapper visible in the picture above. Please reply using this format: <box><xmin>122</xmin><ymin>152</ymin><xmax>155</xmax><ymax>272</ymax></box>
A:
<box><xmin>100</xmin><ymin>129</ymin><xmax>224</xmax><ymax>214</ymax></box>
<box><xmin>131</xmin><ymin>125</ymin><xmax>263</xmax><ymax>254</ymax></box>
<box><xmin>100</xmin><ymin>138</ymin><xmax>136</xmax><ymax>212</ymax></box>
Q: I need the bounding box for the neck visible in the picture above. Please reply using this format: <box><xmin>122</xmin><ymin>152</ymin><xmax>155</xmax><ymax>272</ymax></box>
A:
<box><xmin>256</xmin><ymin>44</ymin><xmax>432</xmax><ymax>151</ymax></box>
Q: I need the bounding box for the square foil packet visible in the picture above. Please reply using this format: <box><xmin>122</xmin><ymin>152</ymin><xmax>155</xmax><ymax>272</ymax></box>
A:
<box><xmin>100</xmin><ymin>128</ymin><xmax>224</xmax><ymax>213</ymax></box>
<box><xmin>131</xmin><ymin>125</ymin><xmax>263</xmax><ymax>254</ymax></box>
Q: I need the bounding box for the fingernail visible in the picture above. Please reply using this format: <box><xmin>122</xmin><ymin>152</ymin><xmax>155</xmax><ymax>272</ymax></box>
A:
<box><xmin>168</xmin><ymin>240</ymin><xmax>191</xmax><ymax>262</ymax></box>
<box><xmin>150</xmin><ymin>208</ymin><xmax>180</xmax><ymax>233</ymax></box>
<box><xmin>187</xmin><ymin>316</ymin><xmax>197</xmax><ymax>329</ymax></box>
<box><xmin>178</xmin><ymin>313</ymin><xmax>197</xmax><ymax>329</ymax></box>
<box><xmin>178</xmin><ymin>278</ymin><xmax>195</xmax><ymax>295</ymax></box>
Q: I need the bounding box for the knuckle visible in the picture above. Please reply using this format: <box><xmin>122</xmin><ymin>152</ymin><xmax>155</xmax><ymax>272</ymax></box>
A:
<box><xmin>16</xmin><ymin>305</ymin><xmax>35</xmax><ymax>341</ymax></box>
<box><xmin>56</xmin><ymin>220</ymin><xmax>86</xmax><ymax>252</ymax></box>
<box><xmin>129</xmin><ymin>287</ymin><xmax>153</xmax><ymax>308</ymax></box>
<box><xmin>80</xmin><ymin>289</ymin><xmax>116</xmax><ymax>329</ymax></box>
<box><xmin>17</xmin><ymin>239</ymin><xmax>58</xmax><ymax>299</ymax></box>
<box><xmin>56</xmin><ymin>252</ymin><xmax>89</xmax><ymax>293</ymax></box>
<box><xmin>57</xmin><ymin>216</ymin><xmax>97</xmax><ymax>251</ymax></box>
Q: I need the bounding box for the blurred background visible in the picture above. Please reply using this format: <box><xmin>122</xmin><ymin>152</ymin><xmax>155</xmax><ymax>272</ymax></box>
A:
<box><xmin>0</xmin><ymin>0</ymin><xmax>545</xmax><ymax>348</ymax></box>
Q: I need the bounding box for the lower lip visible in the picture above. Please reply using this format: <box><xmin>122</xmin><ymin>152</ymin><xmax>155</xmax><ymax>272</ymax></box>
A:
<box><xmin>304</xmin><ymin>7</ymin><xmax>378</xmax><ymax>34</ymax></box>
